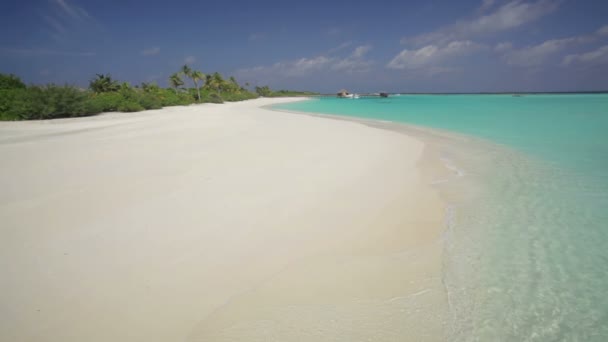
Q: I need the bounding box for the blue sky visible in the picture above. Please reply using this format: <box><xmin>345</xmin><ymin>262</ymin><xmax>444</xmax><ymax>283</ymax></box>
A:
<box><xmin>1</xmin><ymin>0</ymin><xmax>607</xmax><ymax>92</ymax></box>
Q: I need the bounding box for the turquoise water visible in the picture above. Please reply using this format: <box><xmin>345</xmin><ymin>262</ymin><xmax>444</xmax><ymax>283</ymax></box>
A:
<box><xmin>274</xmin><ymin>95</ymin><xmax>608</xmax><ymax>341</ymax></box>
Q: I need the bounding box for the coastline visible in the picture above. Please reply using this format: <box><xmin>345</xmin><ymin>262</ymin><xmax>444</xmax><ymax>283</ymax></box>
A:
<box><xmin>270</xmin><ymin>98</ymin><xmax>608</xmax><ymax>341</ymax></box>
<box><xmin>0</xmin><ymin>97</ymin><xmax>449</xmax><ymax>341</ymax></box>
<box><xmin>265</xmin><ymin>102</ymin><xmax>518</xmax><ymax>340</ymax></box>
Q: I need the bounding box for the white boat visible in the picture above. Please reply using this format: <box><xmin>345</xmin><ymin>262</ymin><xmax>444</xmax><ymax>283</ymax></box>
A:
<box><xmin>337</xmin><ymin>90</ymin><xmax>359</xmax><ymax>99</ymax></box>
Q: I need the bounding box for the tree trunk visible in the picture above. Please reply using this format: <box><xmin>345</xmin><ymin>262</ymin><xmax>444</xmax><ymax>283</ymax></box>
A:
<box><xmin>195</xmin><ymin>80</ymin><xmax>201</xmax><ymax>101</ymax></box>
<box><xmin>174</xmin><ymin>87</ymin><xmax>178</xmax><ymax>95</ymax></box>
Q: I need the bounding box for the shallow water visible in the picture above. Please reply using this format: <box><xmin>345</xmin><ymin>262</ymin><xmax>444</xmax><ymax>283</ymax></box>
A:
<box><xmin>275</xmin><ymin>95</ymin><xmax>608</xmax><ymax>341</ymax></box>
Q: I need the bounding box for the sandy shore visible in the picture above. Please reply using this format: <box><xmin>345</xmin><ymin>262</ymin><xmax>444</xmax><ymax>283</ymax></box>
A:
<box><xmin>0</xmin><ymin>98</ymin><xmax>447</xmax><ymax>341</ymax></box>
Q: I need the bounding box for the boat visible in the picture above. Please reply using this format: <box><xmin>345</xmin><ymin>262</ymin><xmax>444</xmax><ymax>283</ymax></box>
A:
<box><xmin>337</xmin><ymin>89</ymin><xmax>359</xmax><ymax>99</ymax></box>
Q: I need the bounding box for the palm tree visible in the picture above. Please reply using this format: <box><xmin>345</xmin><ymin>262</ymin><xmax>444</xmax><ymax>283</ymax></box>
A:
<box><xmin>212</xmin><ymin>72</ymin><xmax>225</xmax><ymax>94</ymax></box>
<box><xmin>169</xmin><ymin>73</ymin><xmax>184</xmax><ymax>94</ymax></box>
<box><xmin>89</xmin><ymin>74</ymin><xmax>120</xmax><ymax>93</ymax></box>
<box><xmin>141</xmin><ymin>82</ymin><xmax>160</xmax><ymax>93</ymax></box>
<box><xmin>228</xmin><ymin>76</ymin><xmax>240</xmax><ymax>93</ymax></box>
<box><xmin>191</xmin><ymin>70</ymin><xmax>205</xmax><ymax>101</ymax></box>
<box><xmin>181</xmin><ymin>64</ymin><xmax>206</xmax><ymax>101</ymax></box>
<box><xmin>205</xmin><ymin>74</ymin><xmax>220</xmax><ymax>93</ymax></box>
<box><xmin>181</xmin><ymin>64</ymin><xmax>192</xmax><ymax>76</ymax></box>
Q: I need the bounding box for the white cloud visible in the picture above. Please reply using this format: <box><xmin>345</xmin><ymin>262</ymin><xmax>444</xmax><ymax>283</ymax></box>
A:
<box><xmin>478</xmin><ymin>0</ymin><xmax>497</xmax><ymax>13</ymax></box>
<box><xmin>41</xmin><ymin>0</ymin><xmax>97</xmax><ymax>41</ymax></box>
<box><xmin>237</xmin><ymin>56</ymin><xmax>332</xmax><ymax>80</ymax></box>
<box><xmin>562</xmin><ymin>45</ymin><xmax>608</xmax><ymax>66</ymax></box>
<box><xmin>235</xmin><ymin>45</ymin><xmax>373</xmax><ymax>81</ymax></box>
<box><xmin>141</xmin><ymin>47</ymin><xmax>160</xmax><ymax>56</ymax></box>
<box><xmin>352</xmin><ymin>45</ymin><xmax>371</xmax><ymax>58</ymax></box>
<box><xmin>503</xmin><ymin>38</ymin><xmax>575</xmax><ymax>66</ymax></box>
<box><xmin>387</xmin><ymin>40</ymin><xmax>481</xmax><ymax>70</ymax></box>
<box><xmin>495</xmin><ymin>42</ymin><xmax>513</xmax><ymax>52</ymax></box>
<box><xmin>290</xmin><ymin>56</ymin><xmax>333</xmax><ymax>74</ymax></box>
<box><xmin>500</xmin><ymin>29</ymin><xmax>599</xmax><ymax>67</ymax></box>
<box><xmin>598</xmin><ymin>25</ymin><xmax>608</xmax><ymax>36</ymax></box>
<box><xmin>332</xmin><ymin>45</ymin><xmax>373</xmax><ymax>72</ymax></box>
<box><xmin>403</xmin><ymin>0</ymin><xmax>559</xmax><ymax>45</ymax></box>
<box><xmin>327</xmin><ymin>41</ymin><xmax>353</xmax><ymax>55</ymax></box>
<box><xmin>54</xmin><ymin>0</ymin><xmax>90</xmax><ymax>20</ymax></box>
<box><xmin>184</xmin><ymin>55</ymin><xmax>196</xmax><ymax>64</ymax></box>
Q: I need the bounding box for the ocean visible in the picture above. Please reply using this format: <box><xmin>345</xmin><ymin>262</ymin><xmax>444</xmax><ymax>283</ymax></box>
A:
<box><xmin>273</xmin><ymin>94</ymin><xmax>608</xmax><ymax>341</ymax></box>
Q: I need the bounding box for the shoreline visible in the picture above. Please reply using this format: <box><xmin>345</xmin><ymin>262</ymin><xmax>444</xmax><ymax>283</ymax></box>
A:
<box><xmin>264</xmin><ymin>101</ymin><xmax>515</xmax><ymax>340</ymax></box>
<box><xmin>1</xmin><ymin>97</ymin><xmax>449</xmax><ymax>341</ymax></box>
<box><xmin>269</xmin><ymin>100</ymin><xmax>608</xmax><ymax>340</ymax></box>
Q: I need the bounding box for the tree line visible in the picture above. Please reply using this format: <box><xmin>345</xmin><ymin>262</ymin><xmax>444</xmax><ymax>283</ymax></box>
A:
<box><xmin>0</xmin><ymin>67</ymin><xmax>317</xmax><ymax>121</ymax></box>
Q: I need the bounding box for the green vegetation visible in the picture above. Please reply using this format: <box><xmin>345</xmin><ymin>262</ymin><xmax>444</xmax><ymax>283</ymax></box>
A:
<box><xmin>254</xmin><ymin>86</ymin><xmax>318</xmax><ymax>97</ymax></box>
<box><xmin>0</xmin><ymin>73</ymin><xmax>26</xmax><ymax>90</ymax></box>
<box><xmin>0</xmin><ymin>70</ymin><xmax>317</xmax><ymax>121</ymax></box>
<box><xmin>89</xmin><ymin>74</ymin><xmax>120</xmax><ymax>93</ymax></box>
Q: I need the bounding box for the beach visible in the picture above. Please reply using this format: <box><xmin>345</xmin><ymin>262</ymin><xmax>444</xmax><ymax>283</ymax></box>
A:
<box><xmin>0</xmin><ymin>98</ymin><xmax>448</xmax><ymax>341</ymax></box>
<box><xmin>277</xmin><ymin>94</ymin><xmax>608</xmax><ymax>341</ymax></box>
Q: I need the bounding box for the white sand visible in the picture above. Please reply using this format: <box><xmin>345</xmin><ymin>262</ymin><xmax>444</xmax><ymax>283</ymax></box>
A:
<box><xmin>0</xmin><ymin>98</ymin><xmax>447</xmax><ymax>341</ymax></box>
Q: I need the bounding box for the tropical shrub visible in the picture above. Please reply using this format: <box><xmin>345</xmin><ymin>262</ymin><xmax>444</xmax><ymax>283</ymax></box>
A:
<box><xmin>158</xmin><ymin>89</ymin><xmax>192</xmax><ymax>106</ymax></box>
<box><xmin>222</xmin><ymin>91</ymin><xmax>258</xmax><ymax>102</ymax></box>
<box><xmin>2</xmin><ymin>85</ymin><xmax>87</xmax><ymax>120</ymax></box>
<box><xmin>137</xmin><ymin>92</ymin><xmax>163</xmax><ymax>110</ymax></box>
<box><xmin>0</xmin><ymin>71</ymin><xmax>309</xmax><ymax>120</ymax></box>
<box><xmin>0</xmin><ymin>89</ymin><xmax>28</xmax><ymax>120</ymax></box>
<box><xmin>208</xmin><ymin>92</ymin><xmax>223</xmax><ymax>104</ymax></box>
<box><xmin>0</xmin><ymin>74</ymin><xmax>26</xmax><ymax>90</ymax></box>
<box><xmin>255</xmin><ymin>86</ymin><xmax>272</xmax><ymax>97</ymax></box>
<box><xmin>117</xmin><ymin>101</ymin><xmax>144</xmax><ymax>112</ymax></box>
<box><xmin>0</xmin><ymin>89</ymin><xmax>23</xmax><ymax>120</ymax></box>
<box><xmin>89</xmin><ymin>74</ymin><xmax>120</xmax><ymax>93</ymax></box>
<box><xmin>41</xmin><ymin>85</ymin><xmax>88</xmax><ymax>118</ymax></box>
<box><xmin>85</xmin><ymin>92</ymin><xmax>124</xmax><ymax>113</ymax></box>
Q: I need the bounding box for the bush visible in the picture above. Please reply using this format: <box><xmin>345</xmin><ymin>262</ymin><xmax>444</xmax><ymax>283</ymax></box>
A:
<box><xmin>255</xmin><ymin>86</ymin><xmax>272</xmax><ymax>97</ymax></box>
<box><xmin>117</xmin><ymin>101</ymin><xmax>144</xmax><ymax>112</ymax></box>
<box><xmin>137</xmin><ymin>92</ymin><xmax>163</xmax><ymax>110</ymax></box>
<box><xmin>43</xmin><ymin>85</ymin><xmax>88</xmax><ymax>118</ymax></box>
<box><xmin>221</xmin><ymin>91</ymin><xmax>258</xmax><ymax>102</ymax></box>
<box><xmin>89</xmin><ymin>74</ymin><xmax>120</xmax><ymax>93</ymax></box>
<box><xmin>158</xmin><ymin>89</ymin><xmax>193</xmax><ymax>106</ymax></box>
<box><xmin>0</xmin><ymin>89</ymin><xmax>27</xmax><ymax>120</ymax></box>
<box><xmin>0</xmin><ymin>72</ymin><xmax>273</xmax><ymax>120</ymax></box>
<box><xmin>85</xmin><ymin>92</ymin><xmax>124</xmax><ymax>113</ymax></box>
<box><xmin>0</xmin><ymin>74</ymin><xmax>26</xmax><ymax>90</ymax></box>
<box><xmin>0</xmin><ymin>89</ymin><xmax>24</xmax><ymax>120</ymax></box>
<box><xmin>118</xmin><ymin>82</ymin><xmax>138</xmax><ymax>101</ymax></box>
<box><xmin>208</xmin><ymin>93</ymin><xmax>224</xmax><ymax>104</ymax></box>
<box><xmin>0</xmin><ymin>85</ymin><xmax>88</xmax><ymax>120</ymax></box>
